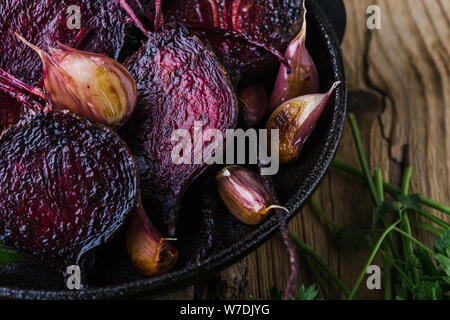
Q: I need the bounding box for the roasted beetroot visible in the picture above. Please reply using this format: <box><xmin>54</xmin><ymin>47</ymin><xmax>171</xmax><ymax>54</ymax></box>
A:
<box><xmin>121</xmin><ymin>26</ymin><xmax>238</xmax><ymax>236</ymax></box>
<box><xmin>0</xmin><ymin>110</ymin><xmax>138</xmax><ymax>268</ymax></box>
<box><xmin>0</xmin><ymin>0</ymin><xmax>128</xmax><ymax>85</ymax></box>
<box><xmin>157</xmin><ymin>0</ymin><xmax>304</xmax><ymax>81</ymax></box>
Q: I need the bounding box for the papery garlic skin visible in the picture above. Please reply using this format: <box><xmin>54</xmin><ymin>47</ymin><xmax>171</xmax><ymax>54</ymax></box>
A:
<box><xmin>267</xmin><ymin>82</ymin><xmax>340</xmax><ymax>163</ymax></box>
<box><xmin>239</xmin><ymin>83</ymin><xmax>268</xmax><ymax>127</ymax></box>
<box><xmin>16</xmin><ymin>34</ymin><xmax>137</xmax><ymax>128</ymax></box>
<box><xmin>126</xmin><ymin>200</ymin><xmax>178</xmax><ymax>277</ymax></box>
<box><xmin>216</xmin><ymin>165</ymin><xmax>273</xmax><ymax>225</ymax></box>
<box><xmin>268</xmin><ymin>6</ymin><xmax>319</xmax><ymax>113</ymax></box>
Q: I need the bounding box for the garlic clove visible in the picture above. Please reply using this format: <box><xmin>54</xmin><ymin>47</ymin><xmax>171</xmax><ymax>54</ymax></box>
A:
<box><xmin>126</xmin><ymin>200</ymin><xmax>178</xmax><ymax>277</ymax></box>
<box><xmin>216</xmin><ymin>165</ymin><xmax>275</xmax><ymax>225</ymax></box>
<box><xmin>15</xmin><ymin>34</ymin><xmax>137</xmax><ymax>128</ymax></box>
<box><xmin>239</xmin><ymin>83</ymin><xmax>268</xmax><ymax>127</ymax></box>
<box><xmin>268</xmin><ymin>5</ymin><xmax>319</xmax><ymax>113</ymax></box>
<box><xmin>266</xmin><ymin>81</ymin><xmax>341</xmax><ymax>163</ymax></box>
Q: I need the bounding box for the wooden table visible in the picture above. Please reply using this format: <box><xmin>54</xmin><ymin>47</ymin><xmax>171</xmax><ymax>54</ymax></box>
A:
<box><xmin>157</xmin><ymin>0</ymin><xmax>450</xmax><ymax>300</ymax></box>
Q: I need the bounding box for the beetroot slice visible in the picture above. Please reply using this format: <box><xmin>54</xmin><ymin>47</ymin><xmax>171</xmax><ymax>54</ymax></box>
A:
<box><xmin>122</xmin><ymin>27</ymin><xmax>237</xmax><ymax>236</ymax></box>
<box><xmin>0</xmin><ymin>0</ymin><xmax>127</xmax><ymax>85</ymax></box>
<box><xmin>0</xmin><ymin>111</ymin><xmax>138</xmax><ymax>268</ymax></box>
<box><xmin>162</xmin><ymin>0</ymin><xmax>304</xmax><ymax>80</ymax></box>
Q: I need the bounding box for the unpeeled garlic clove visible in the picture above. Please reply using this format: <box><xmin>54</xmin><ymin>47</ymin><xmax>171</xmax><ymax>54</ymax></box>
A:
<box><xmin>266</xmin><ymin>81</ymin><xmax>341</xmax><ymax>163</ymax></box>
<box><xmin>268</xmin><ymin>5</ymin><xmax>319</xmax><ymax>113</ymax></box>
<box><xmin>126</xmin><ymin>200</ymin><xmax>178</xmax><ymax>277</ymax></box>
<box><xmin>216</xmin><ymin>165</ymin><xmax>282</xmax><ymax>225</ymax></box>
<box><xmin>239</xmin><ymin>83</ymin><xmax>268</xmax><ymax>127</ymax></box>
<box><xmin>15</xmin><ymin>34</ymin><xmax>137</xmax><ymax>128</ymax></box>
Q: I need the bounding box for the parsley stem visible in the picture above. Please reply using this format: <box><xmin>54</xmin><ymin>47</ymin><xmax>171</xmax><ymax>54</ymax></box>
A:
<box><xmin>416</xmin><ymin>197</ymin><xmax>450</xmax><ymax>217</ymax></box>
<box><xmin>290</xmin><ymin>234</ymin><xmax>351</xmax><ymax>297</ymax></box>
<box><xmin>393</xmin><ymin>227</ymin><xmax>433</xmax><ymax>255</ymax></box>
<box><xmin>383</xmin><ymin>253</ymin><xmax>392</xmax><ymax>300</ymax></box>
<box><xmin>332</xmin><ymin>159</ymin><xmax>450</xmax><ymax>228</ymax></box>
<box><xmin>374</xmin><ymin>169</ymin><xmax>384</xmax><ymax>202</ymax></box>
<box><xmin>348</xmin><ymin>113</ymin><xmax>380</xmax><ymax>205</ymax></box>
<box><xmin>375</xmin><ymin>168</ymin><xmax>394</xmax><ymax>300</ymax></box>
<box><xmin>401</xmin><ymin>166</ymin><xmax>413</xmax><ymax>195</ymax></box>
<box><xmin>400</xmin><ymin>166</ymin><xmax>418</xmax><ymax>283</ymax></box>
<box><xmin>310</xmin><ymin>198</ymin><xmax>340</xmax><ymax>231</ymax></box>
<box><xmin>348</xmin><ymin>219</ymin><xmax>402</xmax><ymax>300</ymax></box>
<box><xmin>415</xmin><ymin>208</ymin><xmax>449</xmax><ymax>229</ymax></box>
<box><xmin>374</xmin><ymin>168</ymin><xmax>401</xmax><ymax>271</ymax></box>
<box><xmin>348</xmin><ymin>115</ymin><xmax>403</xmax><ymax>297</ymax></box>
<box><xmin>331</xmin><ymin>160</ymin><xmax>450</xmax><ymax>216</ymax></box>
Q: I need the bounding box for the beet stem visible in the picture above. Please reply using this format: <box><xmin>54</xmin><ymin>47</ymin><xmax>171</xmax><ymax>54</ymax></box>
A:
<box><xmin>276</xmin><ymin>207</ymin><xmax>300</xmax><ymax>300</ymax></box>
<box><xmin>231</xmin><ymin>0</ymin><xmax>242</xmax><ymax>31</ymax></box>
<box><xmin>208</xmin><ymin>0</ymin><xmax>220</xmax><ymax>28</ymax></box>
<box><xmin>260</xmin><ymin>175</ymin><xmax>299</xmax><ymax>300</ymax></box>
<box><xmin>0</xmin><ymin>68</ymin><xmax>46</xmax><ymax>107</ymax></box>
<box><xmin>130</xmin><ymin>0</ymin><xmax>155</xmax><ymax>24</ymax></box>
<box><xmin>154</xmin><ymin>0</ymin><xmax>164</xmax><ymax>31</ymax></box>
<box><xmin>73</xmin><ymin>27</ymin><xmax>93</xmax><ymax>48</ymax></box>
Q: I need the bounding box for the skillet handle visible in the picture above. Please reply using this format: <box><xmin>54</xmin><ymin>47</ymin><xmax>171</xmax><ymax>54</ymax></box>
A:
<box><xmin>314</xmin><ymin>0</ymin><xmax>347</xmax><ymax>45</ymax></box>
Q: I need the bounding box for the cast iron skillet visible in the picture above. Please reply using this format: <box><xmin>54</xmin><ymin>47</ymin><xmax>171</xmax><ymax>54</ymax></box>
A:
<box><xmin>0</xmin><ymin>0</ymin><xmax>347</xmax><ymax>299</ymax></box>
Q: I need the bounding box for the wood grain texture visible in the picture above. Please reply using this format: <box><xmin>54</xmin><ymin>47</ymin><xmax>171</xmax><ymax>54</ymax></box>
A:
<box><xmin>159</xmin><ymin>0</ymin><xmax>450</xmax><ymax>300</ymax></box>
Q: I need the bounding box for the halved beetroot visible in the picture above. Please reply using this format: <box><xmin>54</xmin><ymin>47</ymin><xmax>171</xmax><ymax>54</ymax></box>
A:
<box><xmin>121</xmin><ymin>27</ymin><xmax>238</xmax><ymax>236</ymax></box>
<box><xmin>0</xmin><ymin>111</ymin><xmax>138</xmax><ymax>268</ymax></box>
<box><xmin>0</xmin><ymin>0</ymin><xmax>127</xmax><ymax>85</ymax></box>
<box><xmin>161</xmin><ymin>0</ymin><xmax>304</xmax><ymax>80</ymax></box>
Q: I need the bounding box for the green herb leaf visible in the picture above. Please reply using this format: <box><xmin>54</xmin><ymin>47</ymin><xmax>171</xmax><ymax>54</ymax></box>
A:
<box><xmin>434</xmin><ymin>229</ymin><xmax>450</xmax><ymax>255</ymax></box>
<box><xmin>0</xmin><ymin>244</ymin><xmax>20</xmax><ymax>265</ymax></box>
<box><xmin>396</xmin><ymin>194</ymin><xmax>422</xmax><ymax>212</ymax></box>
<box><xmin>414</xmin><ymin>248</ymin><xmax>440</xmax><ymax>279</ymax></box>
<box><xmin>433</xmin><ymin>252</ymin><xmax>450</xmax><ymax>285</ymax></box>
<box><xmin>372</xmin><ymin>195</ymin><xmax>422</xmax><ymax>225</ymax></box>
<box><xmin>294</xmin><ymin>284</ymin><xmax>319</xmax><ymax>300</ymax></box>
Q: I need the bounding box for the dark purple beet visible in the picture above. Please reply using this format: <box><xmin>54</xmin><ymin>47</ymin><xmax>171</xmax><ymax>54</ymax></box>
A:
<box><xmin>121</xmin><ymin>27</ymin><xmax>238</xmax><ymax>236</ymax></box>
<box><xmin>0</xmin><ymin>111</ymin><xmax>138</xmax><ymax>268</ymax></box>
<box><xmin>160</xmin><ymin>0</ymin><xmax>304</xmax><ymax>81</ymax></box>
<box><xmin>0</xmin><ymin>94</ymin><xmax>22</xmax><ymax>133</ymax></box>
<box><xmin>0</xmin><ymin>0</ymin><xmax>128</xmax><ymax>85</ymax></box>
